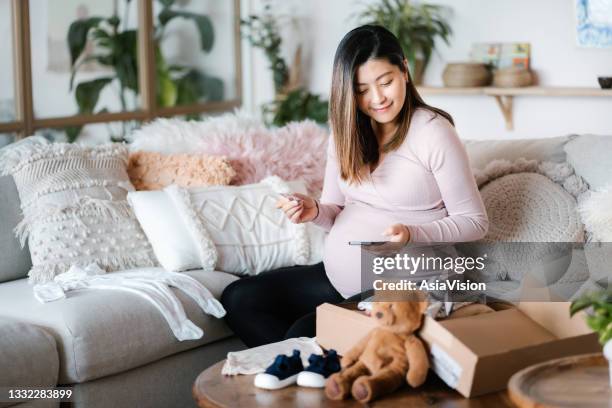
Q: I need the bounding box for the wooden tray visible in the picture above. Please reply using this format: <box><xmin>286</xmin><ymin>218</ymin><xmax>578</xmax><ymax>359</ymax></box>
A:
<box><xmin>508</xmin><ymin>353</ymin><xmax>610</xmax><ymax>408</ymax></box>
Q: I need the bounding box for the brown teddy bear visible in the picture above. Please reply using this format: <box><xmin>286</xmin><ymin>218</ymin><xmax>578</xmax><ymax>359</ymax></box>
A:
<box><xmin>325</xmin><ymin>300</ymin><xmax>430</xmax><ymax>403</ymax></box>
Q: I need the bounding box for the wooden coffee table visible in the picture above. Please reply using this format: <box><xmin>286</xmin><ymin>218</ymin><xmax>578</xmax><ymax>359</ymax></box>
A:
<box><xmin>508</xmin><ymin>353</ymin><xmax>610</xmax><ymax>408</ymax></box>
<box><xmin>193</xmin><ymin>360</ymin><xmax>515</xmax><ymax>407</ymax></box>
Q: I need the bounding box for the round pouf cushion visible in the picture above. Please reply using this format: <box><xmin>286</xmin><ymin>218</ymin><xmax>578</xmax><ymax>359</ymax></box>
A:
<box><xmin>480</xmin><ymin>173</ymin><xmax>583</xmax><ymax>243</ymax></box>
<box><xmin>480</xmin><ymin>173</ymin><xmax>584</xmax><ymax>283</ymax></box>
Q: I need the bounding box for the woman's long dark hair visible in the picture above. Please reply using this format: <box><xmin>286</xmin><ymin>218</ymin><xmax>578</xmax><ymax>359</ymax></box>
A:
<box><xmin>329</xmin><ymin>24</ymin><xmax>454</xmax><ymax>183</ymax></box>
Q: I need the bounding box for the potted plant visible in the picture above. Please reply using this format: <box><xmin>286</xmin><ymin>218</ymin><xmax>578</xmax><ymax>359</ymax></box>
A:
<box><xmin>241</xmin><ymin>4</ymin><xmax>328</xmax><ymax>126</ymax></box>
<box><xmin>357</xmin><ymin>0</ymin><xmax>452</xmax><ymax>85</ymax></box>
<box><xmin>570</xmin><ymin>289</ymin><xmax>612</xmax><ymax>386</ymax></box>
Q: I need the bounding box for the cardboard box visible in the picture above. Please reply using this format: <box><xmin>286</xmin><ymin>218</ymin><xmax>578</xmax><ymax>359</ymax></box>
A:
<box><xmin>316</xmin><ymin>302</ymin><xmax>600</xmax><ymax>397</ymax></box>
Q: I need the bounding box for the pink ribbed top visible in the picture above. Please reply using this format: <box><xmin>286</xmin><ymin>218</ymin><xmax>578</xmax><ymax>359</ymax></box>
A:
<box><xmin>312</xmin><ymin>108</ymin><xmax>489</xmax><ymax>298</ymax></box>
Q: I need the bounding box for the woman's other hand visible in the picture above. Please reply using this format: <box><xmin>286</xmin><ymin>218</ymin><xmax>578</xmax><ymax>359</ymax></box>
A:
<box><xmin>275</xmin><ymin>193</ymin><xmax>318</xmax><ymax>223</ymax></box>
<box><xmin>382</xmin><ymin>224</ymin><xmax>411</xmax><ymax>244</ymax></box>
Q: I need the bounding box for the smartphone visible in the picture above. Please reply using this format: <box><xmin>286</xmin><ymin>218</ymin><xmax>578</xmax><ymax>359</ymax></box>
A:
<box><xmin>348</xmin><ymin>241</ymin><xmax>388</xmax><ymax>246</ymax></box>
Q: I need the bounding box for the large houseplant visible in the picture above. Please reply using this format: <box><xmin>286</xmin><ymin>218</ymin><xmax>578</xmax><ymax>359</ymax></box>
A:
<box><xmin>241</xmin><ymin>4</ymin><xmax>328</xmax><ymax>127</ymax></box>
<box><xmin>357</xmin><ymin>0</ymin><xmax>452</xmax><ymax>85</ymax></box>
<box><xmin>67</xmin><ymin>0</ymin><xmax>223</xmax><ymax>142</ymax></box>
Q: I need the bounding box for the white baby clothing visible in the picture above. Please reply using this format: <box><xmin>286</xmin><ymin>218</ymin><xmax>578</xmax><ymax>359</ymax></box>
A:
<box><xmin>221</xmin><ymin>337</ymin><xmax>323</xmax><ymax>376</ymax></box>
<box><xmin>33</xmin><ymin>264</ymin><xmax>225</xmax><ymax>341</ymax></box>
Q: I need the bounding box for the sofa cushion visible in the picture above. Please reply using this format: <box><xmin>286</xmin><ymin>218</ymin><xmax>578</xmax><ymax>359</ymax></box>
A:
<box><xmin>564</xmin><ymin>134</ymin><xmax>612</xmax><ymax>190</ymax></box>
<box><xmin>129</xmin><ymin>115</ymin><xmax>329</xmax><ymax>196</ymax></box>
<box><xmin>0</xmin><ymin>175</ymin><xmax>31</xmax><ymax>283</ymax></box>
<box><xmin>0</xmin><ymin>269</ymin><xmax>238</xmax><ymax>384</ymax></box>
<box><xmin>463</xmin><ymin>135</ymin><xmax>574</xmax><ymax>170</ymax></box>
<box><xmin>480</xmin><ymin>173</ymin><xmax>583</xmax><ymax>243</ymax></box>
<box><xmin>127</xmin><ymin>151</ymin><xmax>236</xmax><ymax>190</ymax></box>
<box><xmin>131</xmin><ymin>178</ymin><xmax>323</xmax><ymax>276</ymax></box>
<box><xmin>0</xmin><ymin>318</ymin><xmax>59</xmax><ymax>407</ymax></box>
<box><xmin>1</xmin><ymin>137</ymin><xmax>158</xmax><ymax>283</ymax></box>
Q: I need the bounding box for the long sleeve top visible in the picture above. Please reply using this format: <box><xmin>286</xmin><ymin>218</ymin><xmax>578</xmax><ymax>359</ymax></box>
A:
<box><xmin>312</xmin><ymin>108</ymin><xmax>489</xmax><ymax>298</ymax></box>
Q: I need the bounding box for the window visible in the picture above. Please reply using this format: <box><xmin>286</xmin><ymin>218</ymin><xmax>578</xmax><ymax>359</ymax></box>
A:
<box><xmin>0</xmin><ymin>0</ymin><xmax>241</xmax><ymax>143</ymax></box>
<box><xmin>0</xmin><ymin>0</ymin><xmax>16</xmax><ymax>124</ymax></box>
<box><xmin>30</xmin><ymin>0</ymin><xmax>142</xmax><ymax>118</ymax></box>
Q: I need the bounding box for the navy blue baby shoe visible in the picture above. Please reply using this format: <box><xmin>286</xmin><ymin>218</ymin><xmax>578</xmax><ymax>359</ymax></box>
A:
<box><xmin>254</xmin><ymin>350</ymin><xmax>304</xmax><ymax>390</ymax></box>
<box><xmin>297</xmin><ymin>349</ymin><xmax>341</xmax><ymax>388</ymax></box>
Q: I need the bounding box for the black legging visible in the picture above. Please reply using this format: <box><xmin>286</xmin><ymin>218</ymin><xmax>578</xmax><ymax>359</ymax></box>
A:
<box><xmin>221</xmin><ymin>262</ymin><xmax>365</xmax><ymax>348</ymax></box>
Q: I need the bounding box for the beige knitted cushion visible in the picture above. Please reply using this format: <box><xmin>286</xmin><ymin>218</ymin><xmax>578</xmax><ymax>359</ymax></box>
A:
<box><xmin>0</xmin><ymin>137</ymin><xmax>156</xmax><ymax>283</ymax></box>
<box><xmin>480</xmin><ymin>173</ymin><xmax>584</xmax><ymax>282</ymax></box>
<box><xmin>127</xmin><ymin>151</ymin><xmax>236</xmax><ymax>191</ymax></box>
<box><xmin>481</xmin><ymin>173</ymin><xmax>583</xmax><ymax>243</ymax></box>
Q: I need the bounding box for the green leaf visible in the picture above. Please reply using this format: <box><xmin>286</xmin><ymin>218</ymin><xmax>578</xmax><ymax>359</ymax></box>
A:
<box><xmin>155</xmin><ymin>47</ymin><xmax>177</xmax><ymax>107</ymax></box>
<box><xmin>570</xmin><ymin>298</ymin><xmax>593</xmax><ymax>316</ymax></box>
<box><xmin>67</xmin><ymin>17</ymin><xmax>103</xmax><ymax>65</ymax></box>
<box><xmin>570</xmin><ymin>289</ymin><xmax>612</xmax><ymax>344</ymax></box>
<box><xmin>175</xmin><ymin>69</ymin><xmax>225</xmax><ymax>105</ymax></box>
<box><xmin>157</xmin><ymin>0</ymin><xmax>175</xmax><ymax>8</ymax></box>
<box><xmin>75</xmin><ymin>77</ymin><xmax>114</xmax><ymax>113</ymax></box>
<box><xmin>69</xmin><ymin>54</ymin><xmax>106</xmax><ymax>91</ymax></box>
<box><xmin>158</xmin><ymin>74</ymin><xmax>177</xmax><ymax>107</ymax></box>
<box><xmin>158</xmin><ymin>10</ymin><xmax>214</xmax><ymax>51</ymax></box>
<box><xmin>586</xmin><ymin>315</ymin><xmax>608</xmax><ymax>332</ymax></box>
<box><xmin>175</xmin><ymin>76</ymin><xmax>200</xmax><ymax>105</ymax></box>
<box><xmin>593</xmin><ymin>291</ymin><xmax>612</xmax><ymax>305</ymax></box>
<box><xmin>65</xmin><ymin>126</ymin><xmax>83</xmax><ymax>143</ymax></box>
<box><xmin>107</xmin><ymin>15</ymin><xmax>120</xmax><ymax>28</ymax></box>
<box><xmin>202</xmin><ymin>76</ymin><xmax>224</xmax><ymax>102</ymax></box>
<box><xmin>270</xmin><ymin>88</ymin><xmax>328</xmax><ymax>126</ymax></box>
<box><xmin>113</xmin><ymin>31</ymin><xmax>139</xmax><ymax>92</ymax></box>
<box><xmin>599</xmin><ymin>324</ymin><xmax>612</xmax><ymax>344</ymax></box>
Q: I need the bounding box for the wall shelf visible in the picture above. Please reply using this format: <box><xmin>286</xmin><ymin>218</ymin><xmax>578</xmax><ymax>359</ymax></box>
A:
<box><xmin>416</xmin><ymin>86</ymin><xmax>612</xmax><ymax>130</ymax></box>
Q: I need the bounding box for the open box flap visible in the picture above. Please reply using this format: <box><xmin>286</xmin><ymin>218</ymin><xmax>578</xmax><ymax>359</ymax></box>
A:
<box><xmin>316</xmin><ymin>303</ymin><xmax>375</xmax><ymax>354</ymax></box>
<box><xmin>434</xmin><ymin>308</ymin><xmax>557</xmax><ymax>358</ymax></box>
<box><xmin>517</xmin><ymin>301</ymin><xmax>592</xmax><ymax>337</ymax></box>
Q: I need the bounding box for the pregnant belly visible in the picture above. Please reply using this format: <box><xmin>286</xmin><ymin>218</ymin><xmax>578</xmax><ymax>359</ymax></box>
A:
<box><xmin>322</xmin><ymin>203</ymin><xmax>449</xmax><ymax>298</ymax></box>
<box><xmin>323</xmin><ymin>205</ymin><xmax>401</xmax><ymax>298</ymax></box>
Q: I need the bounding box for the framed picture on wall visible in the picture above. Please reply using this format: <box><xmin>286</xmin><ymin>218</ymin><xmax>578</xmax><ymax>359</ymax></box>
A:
<box><xmin>575</xmin><ymin>0</ymin><xmax>612</xmax><ymax>48</ymax></box>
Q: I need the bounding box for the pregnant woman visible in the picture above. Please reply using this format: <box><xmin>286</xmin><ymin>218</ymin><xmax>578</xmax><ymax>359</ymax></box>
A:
<box><xmin>221</xmin><ymin>25</ymin><xmax>488</xmax><ymax>348</ymax></box>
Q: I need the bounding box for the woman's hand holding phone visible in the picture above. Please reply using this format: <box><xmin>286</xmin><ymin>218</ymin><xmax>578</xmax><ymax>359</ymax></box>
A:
<box><xmin>382</xmin><ymin>223</ymin><xmax>411</xmax><ymax>244</ymax></box>
<box><xmin>275</xmin><ymin>193</ymin><xmax>318</xmax><ymax>223</ymax></box>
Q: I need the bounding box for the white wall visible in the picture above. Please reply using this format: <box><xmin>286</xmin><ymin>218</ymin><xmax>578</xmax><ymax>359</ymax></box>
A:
<box><xmin>242</xmin><ymin>0</ymin><xmax>612</xmax><ymax>139</ymax></box>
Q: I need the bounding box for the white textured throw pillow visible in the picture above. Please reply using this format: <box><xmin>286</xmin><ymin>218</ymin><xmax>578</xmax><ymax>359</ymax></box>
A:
<box><xmin>127</xmin><ymin>190</ymin><xmax>203</xmax><ymax>271</ymax></box>
<box><xmin>129</xmin><ymin>177</ymin><xmax>324</xmax><ymax>274</ymax></box>
<box><xmin>0</xmin><ymin>137</ymin><xmax>156</xmax><ymax>282</ymax></box>
<box><xmin>480</xmin><ymin>173</ymin><xmax>584</xmax><ymax>243</ymax></box>
<box><xmin>578</xmin><ymin>185</ymin><xmax>612</xmax><ymax>242</ymax></box>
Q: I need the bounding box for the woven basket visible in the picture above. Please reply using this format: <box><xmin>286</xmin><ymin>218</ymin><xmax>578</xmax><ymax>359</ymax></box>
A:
<box><xmin>442</xmin><ymin>63</ymin><xmax>492</xmax><ymax>87</ymax></box>
<box><xmin>493</xmin><ymin>67</ymin><xmax>533</xmax><ymax>87</ymax></box>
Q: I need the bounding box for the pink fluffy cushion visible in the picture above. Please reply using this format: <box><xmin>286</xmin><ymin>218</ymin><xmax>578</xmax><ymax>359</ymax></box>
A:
<box><xmin>227</xmin><ymin>121</ymin><xmax>329</xmax><ymax>196</ymax></box>
<box><xmin>128</xmin><ymin>151</ymin><xmax>236</xmax><ymax>190</ymax></box>
<box><xmin>129</xmin><ymin>116</ymin><xmax>330</xmax><ymax>196</ymax></box>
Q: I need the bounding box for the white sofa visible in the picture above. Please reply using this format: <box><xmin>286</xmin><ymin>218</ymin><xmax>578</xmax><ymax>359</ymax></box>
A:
<box><xmin>0</xmin><ymin>131</ymin><xmax>609</xmax><ymax>407</ymax></box>
<box><xmin>0</xmin><ymin>174</ymin><xmax>245</xmax><ymax>408</ymax></box>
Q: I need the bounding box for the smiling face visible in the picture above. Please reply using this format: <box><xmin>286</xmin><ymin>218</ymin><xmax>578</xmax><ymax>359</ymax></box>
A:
<box><xmin>355</xmin><ymin>58</ymin><xmax>408</xmax><ymax>128</ymax></box>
